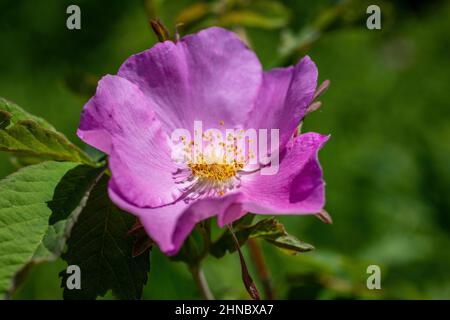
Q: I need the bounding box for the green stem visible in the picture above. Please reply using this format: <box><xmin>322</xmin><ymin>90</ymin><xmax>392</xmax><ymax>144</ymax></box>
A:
<box><xmin>190</xmin><ymin>265</ymin><xmax>214</xmax><ymax>300</ymax></box>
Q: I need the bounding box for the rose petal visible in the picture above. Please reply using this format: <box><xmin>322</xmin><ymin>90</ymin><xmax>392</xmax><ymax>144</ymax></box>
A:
<box><xmin>78</xmin><ymin>75</ymin><xmax>180</xmax><ymax>208</ymax></box>
<box><xmin>109</xmin><ymin>181</ymin><xmax>244</xmax><ymax>255</ymax></box>
<box><xmin>78</xmin><ymin>75</ymin><xmax>156</xmax><ymax>154</ymax></box>
<box><xmin>246</xmin><ymin>56</ymin><xmax>318</xmax><ymax>151</ymax></box>
<box><xmin>118</xmin><ymin>27</ymin><xmax>263</xmax><ymax>134</ymax></box>
<box><xmin>241</xmin><ymin>132</ymin><xmax>329</xmax><ymax>214</ymax></box>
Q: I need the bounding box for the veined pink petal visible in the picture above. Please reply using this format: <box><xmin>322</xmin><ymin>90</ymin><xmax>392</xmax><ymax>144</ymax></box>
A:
<box><xmin>77</xmin><ymin>75</ymin><xmax>157</xmax><ymax>154</ymax></box>
<box><xmin>240</xmin><ymin>133</ymin><xmax>329</xmax><ymax>214</ymax></box>
<box><xmin>78</xmin><ymin>75</ymin><xmax>181</xmax><ymax>208</ymax></box>
<box><xmin>118</xmin><ymin>27</ymin><xmax>263</xmax><ymax>134</ymax></box>
<box><xmin>109</xmin><ymin>181</ymin><xmax>244</xmax><ymax>255</ymax></box>
<box><xmin>246</xmin><ymin>56</ymin><xmax>318</xmax><ymax>151</ymax></box>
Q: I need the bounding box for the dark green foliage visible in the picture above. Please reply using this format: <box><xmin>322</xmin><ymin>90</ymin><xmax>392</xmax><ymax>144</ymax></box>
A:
<box><xmin>60</xmin><ymin>177</ymin><xmax>150</xmax><ymax>300</ymax></box>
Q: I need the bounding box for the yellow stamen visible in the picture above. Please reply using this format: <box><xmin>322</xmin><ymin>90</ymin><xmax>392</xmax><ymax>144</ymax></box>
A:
<box><xmin>188</xmin><ymin>161</ymin><xmax>244</xmax><ymax>183</ymax></box>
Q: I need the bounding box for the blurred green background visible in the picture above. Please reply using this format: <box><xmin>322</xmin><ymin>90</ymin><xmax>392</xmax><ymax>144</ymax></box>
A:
<box><xmin>1</xmin><ymin>0</ymin><xmax>449</xmax><ymax>299</ymax></box>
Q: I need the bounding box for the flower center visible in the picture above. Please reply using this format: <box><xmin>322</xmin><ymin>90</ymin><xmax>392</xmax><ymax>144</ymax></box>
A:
<box><xmin>188</xmin><ymin>161</ymin><xmax>244</xmax><ymax>183</ymax></box>
<box><xmin>173</xmin><ymin>152</ymin><xmax>246</xmax><ymax>201</ymax></box>
<box><xmin>171</xmin><ymin>126</ymin><xmax>255</xmax><ymax>202</ymax></box>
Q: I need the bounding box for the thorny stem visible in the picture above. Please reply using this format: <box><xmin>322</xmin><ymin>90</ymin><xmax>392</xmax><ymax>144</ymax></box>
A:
<box><xmin>247</xmin><ymin>238</ymin><xmax>275</xmax><ymax>300</ymax></box>
<box><xmin>190</xmin><ymin>265</ymin><xmax>214</xmax><ymax>300</ymax></box>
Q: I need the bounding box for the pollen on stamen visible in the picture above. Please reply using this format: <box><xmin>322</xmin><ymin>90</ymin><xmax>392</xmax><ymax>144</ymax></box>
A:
<box><xmin>173</xmin><ymin>130</ymin><xmax>249</xmax><ymax>200</ymax></box>
<box><xmin>188</xmin><ymin>161</ymin><xmax>244</xmax><ymax>183</ymax></box>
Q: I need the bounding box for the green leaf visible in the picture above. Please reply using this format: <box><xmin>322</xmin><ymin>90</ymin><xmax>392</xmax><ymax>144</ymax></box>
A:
<box><xmin>218</xmin><ymin>1</ymin><xmax>290</xmax><ymax>29</ymax></box>
<box><xmin>210</xmin><ymin>217</ymin><xmax>314</xmax><ymax>258</ymax></box>
<box><xmin>60</xmin><ymin>176</ymin><xmax>150</xmax><ymax>300</ymax></box>
<box><xmin>9</xmin><ymin>155</ymin><xmax>56</xmax><ymax>168</ymax></box>
<box><xmin>233</xmin><ymin>213</ymin><xmax>256</xmax><ymax>228</ymax></box>
<box><xmin>0</xmin><ymin>110</ymin><xmax>11</xmax><ymax>129</ymax></box>
<box><xmin>0</xmin><ymin>98</ymin><xmax>55</xmax><ymax>130</ymax></box>
<box><xmin>0</xmin><ymin>98</ymin><xmax>95</xmax><ymax>166</ymax></box>
<box><xmin>171</xmin><ymin>220</ymin><xmax>211</xmax><ymax>266</ymax></box>
<box><xmin>266</xmin><ymin>234</ymin><xmax>315</xmax><ymax>255</ymax></box>
<box><xmin>211</xmin><ymin>217</ymin><xmax>278</xmax><ymax>258</ymax></box>
<box><xmin>0</xmin><ymin>161</ymin><xmax>103</xmax><ymax>298</ymax></box>
<box><xmin>34</xmin><ymin>165</ymin><xmax>106</xmax><ymax>260</ymax></box>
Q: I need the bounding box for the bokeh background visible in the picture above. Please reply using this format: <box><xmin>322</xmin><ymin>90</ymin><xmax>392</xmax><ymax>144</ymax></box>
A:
<box><xmin>1</xmin><ymin>0</ymin><xmax>449</xmax><ymax>299</ymax></box>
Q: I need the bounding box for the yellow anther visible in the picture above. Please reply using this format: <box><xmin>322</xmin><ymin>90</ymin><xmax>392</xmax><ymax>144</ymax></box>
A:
<box><xmin>188</xmin><ymin>159</ymin><xmax>244</xmax><ymax>183</ymax></box>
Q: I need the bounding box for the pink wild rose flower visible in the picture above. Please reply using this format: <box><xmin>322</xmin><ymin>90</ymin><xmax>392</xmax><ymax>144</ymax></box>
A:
<box><xmin>77</xmin><ymin>27</ymin><xmax>329</xmax><ymax>255</ymax></box>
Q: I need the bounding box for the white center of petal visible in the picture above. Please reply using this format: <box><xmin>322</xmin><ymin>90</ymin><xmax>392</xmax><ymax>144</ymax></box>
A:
<box><xmin>171</xmin><ymin>131</ymin><xmax>253</xmax><ymax>202</ymax></box>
